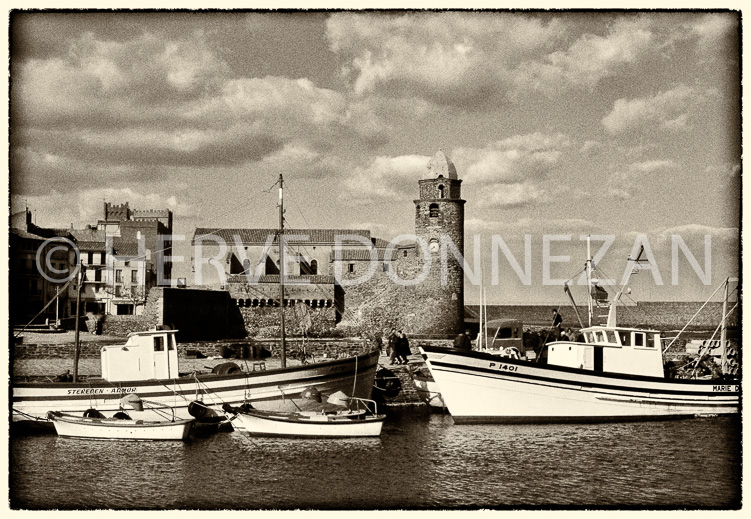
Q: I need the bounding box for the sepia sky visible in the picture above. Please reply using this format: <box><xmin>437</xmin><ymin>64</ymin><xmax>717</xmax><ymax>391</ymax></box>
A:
<box><xmin>7</xmin><ymin>9</ymin><xmax>741</xmax><ymax>304</ymax></box>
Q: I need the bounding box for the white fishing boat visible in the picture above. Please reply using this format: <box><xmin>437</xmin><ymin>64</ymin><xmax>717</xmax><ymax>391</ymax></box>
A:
<box><xmin>12</xmin><ymin>329</ymin><xmax>380</xmax><ymax>426</ymax></box>
<box><xmin>420</xmin><ymin>241</ymin><xmax>740</xmax><ymax>423</ymax></box>
<box><xmin>47</xmin><ymin>410</ymin><xmax>194</xmax><ymax>441</ymax></box>
<box><xmin>224</xmin><ymin>391</ymin><xmax>385</xmax><ymax>437</ymax></box>
<box><xmin>12</xmin><ymin>175</ymin><xmax>380</xmax><ymax>428</ymax></box>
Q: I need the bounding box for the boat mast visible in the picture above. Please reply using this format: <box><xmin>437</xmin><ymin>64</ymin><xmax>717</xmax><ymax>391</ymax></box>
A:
<box><xmin>73</xmin><ymin>265</ymin><xmax>84</xmax><ymax>383</ymax></box>
<box><xmin>719</xmin><ymin>277</ymin><xmax>729</xmax><ymax>375</ymax></box>
<box><xmin>278</xmin><ymin>174</ymin><xmax>287</xmax><ymax>369</ymax></box>
<box><xmin>586</xmin><ymin>235</ymin><xmax>593</xmax><ymax>327</ymax></box>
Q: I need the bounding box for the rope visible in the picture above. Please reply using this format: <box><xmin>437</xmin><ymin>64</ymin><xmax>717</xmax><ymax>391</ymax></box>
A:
<box><xmin>662</xmin><ymin>279</ymin><xmax>732</xmax><ymax>354</ymax></box>
<box><xmin>688</xmin><ymin>301</ymin><xmax>739</xmax><ymax>378</ymax></box>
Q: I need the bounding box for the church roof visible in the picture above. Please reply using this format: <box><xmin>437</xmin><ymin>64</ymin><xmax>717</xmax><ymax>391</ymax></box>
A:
<box><xmin>424</xmin><ymin>149</ymin><xmax>458</xmax><ymax>180</ymax></box>
<box><xmin>192</xmin><ymin>228</ymin><xmax>372</xmax><ymax>246</ymax></box>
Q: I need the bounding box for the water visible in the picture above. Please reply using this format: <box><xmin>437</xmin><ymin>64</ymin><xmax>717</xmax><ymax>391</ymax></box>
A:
<box><xmin>10</xmin><ymin>411</ymin><xmax>741</xmax><ymax>510</ymax></box>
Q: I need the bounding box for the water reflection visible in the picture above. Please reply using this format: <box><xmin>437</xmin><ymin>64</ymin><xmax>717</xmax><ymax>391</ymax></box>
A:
<box><xmin>10</xmin><ymin>413</ymin><xmax>740</xmax><ymax>510</ymax></box>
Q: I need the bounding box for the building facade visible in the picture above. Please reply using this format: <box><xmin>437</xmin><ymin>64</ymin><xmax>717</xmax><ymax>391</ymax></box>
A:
<box><xmin>191</xmin><ymin>150</ymin><xmax>466</xmax><ymax>337</ymax></box>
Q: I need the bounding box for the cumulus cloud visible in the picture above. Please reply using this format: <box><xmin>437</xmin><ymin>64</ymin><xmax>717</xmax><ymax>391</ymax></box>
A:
<box><xmin>342</xmin><ymin>154</ymin><xmax>431</xmax><ymax>204</ymax></box>
<box><xmin>453</xmin><ymin>132</ymin><xmax>571</xmax><ymax>185</ymax></box>
<box><xmin>326</xmin><ymin>12</ymin><xmax>564</xmax><ymax>107</ymax></box>
<box><xmin>516</xmin><ymin>16</ymin><xmax>654</xmax><ymax>93</ymax></box>
<box><xmin>602</xmin><ymin>84</ymin><xmax>713</xmax><ymax>134</ymax></box>
<box><xmin>472</xmin><ymin>182</ymin><xmax>546</xmax><ymax>209</ymax></box>
<box><xmin>606</xmin><ymin>159</ymin><xmax>677</xmax><ymax>199</ymax></box>
<box><xmin>11</xmin><ymin>30</ymin><xmax>388</xmax><ymax>194</ymax></box>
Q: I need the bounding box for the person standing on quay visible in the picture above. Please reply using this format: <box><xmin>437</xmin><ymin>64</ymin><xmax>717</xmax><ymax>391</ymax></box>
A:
<box><xmin>551</xmin><ymin>309</ymin><xmax>563</xmax><ymax>341</ymax></box>
<box><xmin>454</xmin><ymin>329</ymin><xmax>472</xmax><ymax>350</ymax></box>
<box><xmin>386</xmin><ymin>328</ymin><xmax>398</xmax><ymax>358</ymax></box>
<box><xmin>397</xmin><ymin>331</ymin><xmax>411</xmax><ymax>364</ymax></box>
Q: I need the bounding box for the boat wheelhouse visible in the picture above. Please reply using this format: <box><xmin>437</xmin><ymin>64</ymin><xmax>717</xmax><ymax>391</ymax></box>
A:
<box><xmin>548</xmin><ymin>326</ymin><xmax>664</xmax><ymax>378</ymax></box>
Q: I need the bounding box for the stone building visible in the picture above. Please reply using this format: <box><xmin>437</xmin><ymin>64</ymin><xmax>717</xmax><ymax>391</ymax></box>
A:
<box><xmin>9</xmin><ymin>209</ymin><xmax>73</xmax><ymax>325</ymax></box>
<box><xmin>190</xmin><ymin>149</ymin><xmax>466</xmax><ymax>338</ymax></box>
<box><xmin>66</xmin><ymin>202</ymin><xmax>175</xmax><ymax>316</ymax></box>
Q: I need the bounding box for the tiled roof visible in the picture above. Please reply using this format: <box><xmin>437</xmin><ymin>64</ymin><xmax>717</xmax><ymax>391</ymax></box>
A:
<box><xmin>76</xmin><ymin>241</ymin><xmax>107</xmax><ymax>252</ymax></box>
<box><xmin>10</xmin><ymin>228</ymin><xmax>47</xmax><ymax>241</ymax></box>
<box><xmin>330</xmin><ymin>249</ymin><xmax>397</xmax><ymax>261</ymax></box>
<box><xmin>192</xmin><ymin>228</ymin><xmax>372</xmax><ymax>246</ymax></box>
<box><xmin>69</xmin><ymin>228</ymin><xmax>106</xmax><ymax>244</ymax></box>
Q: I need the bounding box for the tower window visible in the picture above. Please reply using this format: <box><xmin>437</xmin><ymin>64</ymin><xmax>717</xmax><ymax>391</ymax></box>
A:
<box><xmin>429</xmin><ymin>203</ymin><xmax>439</xmax><ymax>217</ymax></box>
<box><xmin>438</xmin><ymin>185</ymin><xmax>445</xmax><ymax>198</ymax></box>
<box><xmin>403</xmin><ymin>250</ymin><xmax>408</xmax><ymax>257</ymax></box>
<box><xmin>310</xmin><ymin>259</ymin><xmax>318</xmax><ymax>275</ymax></box>
<box><xmin>416</xmin><ymin>204</ymin><xmax>420</xmax><ymax>218</ymax></box>
<box><xmin>348</xmin><ymin>263</ymin><xmax>355</xmax><ymax>273</ymax></box>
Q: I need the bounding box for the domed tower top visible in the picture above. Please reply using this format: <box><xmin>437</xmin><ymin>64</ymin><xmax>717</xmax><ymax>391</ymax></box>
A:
<box><xmin>424</xmin><ymin>149</ymin><xmax>458</xmax><ymax>180</ymax></box>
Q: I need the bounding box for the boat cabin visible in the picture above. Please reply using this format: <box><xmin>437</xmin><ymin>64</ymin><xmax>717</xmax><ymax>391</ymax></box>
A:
<box><xmin>101</xmin><ymin>329</ymin><xmax>180</xmax><ymax>382</ymax></box>
<box><xmin>548</xmin><ymin>326</ymin><xmax>664</xmax><ymax>378</ymax></box>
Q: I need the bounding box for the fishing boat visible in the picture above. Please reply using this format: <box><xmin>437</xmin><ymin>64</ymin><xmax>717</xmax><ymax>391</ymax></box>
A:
<box><xmin>12</xmin><ymin>175</ymin><xmax>379</xmax><ymax>427</ymax></box>
<box><xmin>223</xmin><ymin>390</ymin><xmax>385</xmax><ymax>437</ymax></box>
<box><xmin>420</xmin><ymin>241</ymin><xmax>740</xmax><ymax>423</ymax></box>
<box><xmin>47</xmin><ymin>410</ymin><xmax>194</xmax><ymax>441</ymax></box>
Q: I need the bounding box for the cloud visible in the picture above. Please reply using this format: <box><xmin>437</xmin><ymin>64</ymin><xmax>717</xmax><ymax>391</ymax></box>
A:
<box><xmin>606</xmin><ymin>159</ymin><xmax>677</xmax><ymax>199</ymax></box>
<box><xmin>601</xmin><ymin>84</ymin><xmax>712</xmax><ymax>134</ymax></box>
<box><xmin>326</xmin><ymin>12</ymin><xmax>564</xmax><ymax>107</ymax></box>
<box><xmin>472</xmin><ymin>182</ymin><xmax>546</xmax><ymax>209</ymax></box>
<box><xmin>10</xmin><ymin>31</ymin><xmax>388</xmax><ymax>196</ymax></box>
<box><xmin>454</xmin><ymin>132</ymin><xmax>571</xmax><ymax>185</ymax></box>
<box><xmin>515</xmin><ymin>16</ymin><xmax>654</xmax><ymax>92</ymax></box>
<box><xmin>13</xmin><ymin>188</ymin><xmax>195</xmax><ymax>230</ymax></box>
<box><xmin>341</xmin><ymin>154</ymin><xmax>430</xmax><ymax>204</ymax></box>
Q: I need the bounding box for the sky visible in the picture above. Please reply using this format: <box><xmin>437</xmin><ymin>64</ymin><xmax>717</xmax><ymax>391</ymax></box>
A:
<box><xmin>7</xmin><ymin>9</ymin><xmax>741</xmax><ymax>305</ymax></box>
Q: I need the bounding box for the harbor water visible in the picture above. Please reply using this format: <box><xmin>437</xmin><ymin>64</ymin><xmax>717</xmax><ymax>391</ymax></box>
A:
<box><xmin>10</xmin><ymin>411</ymin><xmax>740</xmax><ymax>509</ymax></box>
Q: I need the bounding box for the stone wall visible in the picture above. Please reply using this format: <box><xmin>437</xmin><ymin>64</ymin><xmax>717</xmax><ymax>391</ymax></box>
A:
<box><xmin>100</xmin><ymin>315</ymin><xmax>152</xmax><ymax>336</ymax></box>
<box><xmin>235</xmin><ymin>305</ymin><xmax>339</xmax><ymax>339</ymax></box>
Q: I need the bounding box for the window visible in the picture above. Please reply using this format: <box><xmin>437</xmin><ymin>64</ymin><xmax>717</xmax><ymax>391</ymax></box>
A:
<box><xmin>94</xmin><ymin>269</ymin><xmax>102</xmax><ymax>282</ymax></box>
<box><xmin>154</xmin><ymin>336</ymin><xmax>164</xmax><ymax>352</ymax></box>
<box><xmin>115</xmin><ymin>285</ymin><xmax>122</xmax><ymax>297</ymax></box>
<box><xmin>438</xmin><ymin>185</ymin><xmax>445</xmax><ymax>198</ymax></box>
<box><xmin>429</xmin><ymin>203</ymin><xmax>439</xmax><ymax>217</ymax></box>
<box><xmin>416</xmin><ymin>205</ymin><xmax>420</xmax><ymax>218</ymax></box>
<box><xmin>310</xmin><ymin>260</ymin><xmax>318</xmax><ymax>275</ymax></box>
<box><xmin>634</xmin><ymin>333</ymin><xmax>645</xmax><ymax>347</ymax></box>
<box><xmin>115</xmin><ymin>269</ymin><xmax>122</xmax><ymax>283</ymax></box>
<box><xmin>383</xmin><ymin>263</ymin><xmax>389</xmax><ymax>272</ymax></box>
<box><xmin>348</xmin><ymin>263</ymin><xmax>354</xmax><ymax>273</ymax></box>
<box><xmin>403</xmin><ymin>250</ymin><xmax>408</xmax><ymax>257</ymax></box>
<box><xmin>168</xmin><ymin>335</ymin><xmax>175</xmax><ymax>351</ymax></box>
<box><xmin>131</xmin><ymin>270</ymin><xmax>138</xmax><ymax>283</ymax></box>
<box><xmin>619</xmin><ymin>332</ymin><xmax>629</xmax><ymax>346</ymax></box>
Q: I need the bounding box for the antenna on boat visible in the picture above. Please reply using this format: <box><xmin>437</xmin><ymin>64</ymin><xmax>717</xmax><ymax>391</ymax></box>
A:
<box><xmin>278</xmin><ymin>174</ymin><xmax>287</xmax><ymax>369</ymax></box>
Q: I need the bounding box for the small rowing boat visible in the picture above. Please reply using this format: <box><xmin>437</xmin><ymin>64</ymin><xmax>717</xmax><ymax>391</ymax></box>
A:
<box><xmin>47</xmin><ymin>410</ymin><xmax>194</xmax><ymax>441</ymax></box>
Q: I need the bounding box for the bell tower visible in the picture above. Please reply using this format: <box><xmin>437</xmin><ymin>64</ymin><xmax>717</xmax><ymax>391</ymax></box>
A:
<box><xmin>414</xmin><ymin>149</ymin><xmax>465</xmax><ymax>335</ymax></box>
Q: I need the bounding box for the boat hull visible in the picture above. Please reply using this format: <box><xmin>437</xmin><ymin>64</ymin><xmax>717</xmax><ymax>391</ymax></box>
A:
<box><xmin>48</xmin><ymin>412</ymin><xmax>194</xmax><ymax>441</ymax></box>
<box><xmin>12</xmin><ymin>350</ymin><xmax>380</xmax><ymax>426</ymax></box>
<box><xmin>420</xmin><ymin>346</ymin><xmax>740</xmax><ymax>424</ymax></box>
<box><xmin>232</xmin><ymin>409</ymin><xmax>385</xmax><ymax>437</ymax></box>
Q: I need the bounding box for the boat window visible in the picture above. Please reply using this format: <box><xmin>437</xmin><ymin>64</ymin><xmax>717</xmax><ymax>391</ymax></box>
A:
<box><xmin>634</xmin><ymin>333</ymin><xmax>645</xmax><ymax>347</ymax></box>
<box><xmin>168</xmin><ymin>335</ymin><xmax>175</xmax><ymax>351</ymax></box>
<box><xmin>619</xmin><ymin>332</ymin><xmax>630</xmax><ymax>346</ymax></box>
<box><xmin>154</xmin><ymin>336</ymin><xmax>164</xmax><ymax>352</ymax></box>
<box><xmin>651</xmin><ymin>335</ymin><xmax>660</xmax><ymax>348</ymax></box>
<box><xmin>606</xmin><ymin>331</ymin><xmax>618</xmax><ymax>344</ymax></box>
<box><xmin>585</xmin><ymin>332</ymin><xmax>595</xmax><ymax>343</ymax></box>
